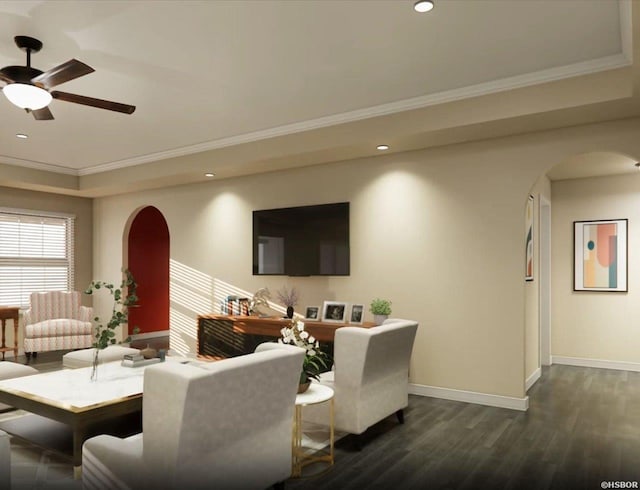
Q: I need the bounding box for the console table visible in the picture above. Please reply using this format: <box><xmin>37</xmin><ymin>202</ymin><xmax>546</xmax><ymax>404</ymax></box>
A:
<box><xmin>0</xmin><ymin>307</ymin><xmax>19</xmax><ymax>361</ymax></box>
<box><xmin>197</xmin><ymin>314</ymin><xmax>374</xmax><ymax>358</ymax></box>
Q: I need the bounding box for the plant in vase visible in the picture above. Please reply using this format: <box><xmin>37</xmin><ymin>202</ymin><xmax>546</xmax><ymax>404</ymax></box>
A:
<box><xmin>279</xmin><ymin>319</ymin><xmax>331</xmax><ymax>393</ymax></box>
<box><xmin>370</xmin><ymin>298</ymin><xmax>392</xmax><ymax>325</ymax></box>
<box><xmin>84</xmin><ymin>269</ymin><xmax>139</xmax><ymax>380</ymax></box>
<box><xmin>276</xmin><ymin>285</ymin><xmax>299</xmax><ymax>319</ymax></box>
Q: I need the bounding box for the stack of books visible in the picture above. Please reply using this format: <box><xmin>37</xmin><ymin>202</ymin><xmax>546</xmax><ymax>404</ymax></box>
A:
<box><xmin>121</xmin><ymin>353</ymin><xmax>160</xmax><ymax>368</ymax></box>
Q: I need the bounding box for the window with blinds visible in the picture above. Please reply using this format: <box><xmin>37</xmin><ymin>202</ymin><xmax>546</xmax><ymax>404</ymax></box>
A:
<box><xmin>0</xmin><ymin>208</ymin><xmax>75</xmax><ymax>308</ymax></box>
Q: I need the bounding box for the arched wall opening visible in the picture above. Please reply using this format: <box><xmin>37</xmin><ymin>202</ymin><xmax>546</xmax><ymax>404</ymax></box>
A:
<box><xmin>524</xmin><ymin>150</ymin><xmax>640</xmax><ymax>392</ymax></box>
<box><xmin>125</xmin><ymin>206</ymin><xmax>170</xmax><ymax>335</ymax></box>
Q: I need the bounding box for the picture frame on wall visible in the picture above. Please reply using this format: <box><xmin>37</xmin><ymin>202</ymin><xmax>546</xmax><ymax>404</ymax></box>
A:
<box><xmin>322</xmin><ymin>301</ymin><xmax>347</xmax><ymax>323</ymax></box>
<box><xmin>349</xmin><ymin>304</ymin><xmax>364</xmax><ymax>324</ymax></box>
<box><xmin>304</xmin><ymin>306</ymin><xmax>320</xmax><ymax>320</ymax></box>
<box><xmin>525</xmin><ymin>194</ymin><xmax>534</xmax><ymax>282</ymax></box>
<box><xmin>573</xmin><ymin>219</ymin><xmax>628</xmax><ymax>292</ymax></box>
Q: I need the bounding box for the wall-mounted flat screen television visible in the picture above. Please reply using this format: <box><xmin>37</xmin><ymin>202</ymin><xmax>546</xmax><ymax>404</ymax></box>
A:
<box><xmin>253</xmin><ymin>202</ymin><xmax>349</xmax><ymax>276</ymax></box>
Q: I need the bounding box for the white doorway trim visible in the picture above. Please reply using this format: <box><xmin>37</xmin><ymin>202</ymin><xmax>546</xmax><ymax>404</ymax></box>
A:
<box><xmin>539</xmin><ymin>195</ymin><xmax>551</xmax><ymax>366</ymax></box>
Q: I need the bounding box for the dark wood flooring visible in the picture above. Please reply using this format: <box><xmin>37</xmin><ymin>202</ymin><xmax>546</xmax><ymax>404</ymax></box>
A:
<box><xmin>288</xmin><ymin>364</ymin><xmax>640</xmax><ymax>490</ymax></box>
<box><xmin>11</xmin><ymin>349</ymin><xmax>640</xmax><ymax>489</ymax></box>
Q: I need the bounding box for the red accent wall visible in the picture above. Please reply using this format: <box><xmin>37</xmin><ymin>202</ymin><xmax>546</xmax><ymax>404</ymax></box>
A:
<box><xmin>127</xmin><ymin>207</ymin><xmax>169</xmax><ymax>334</ymax></box>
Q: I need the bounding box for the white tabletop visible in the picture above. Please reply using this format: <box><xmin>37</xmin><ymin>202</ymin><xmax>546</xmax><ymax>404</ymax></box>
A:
<box><xmin>0</xmin><ymin>361</ymin><xmax>149</xmax><ymax>411</ymax></box>
<box><xmin>295</xmin><ymin>382</ymin><xmax>334</xmax><ymax>406</ymax></box>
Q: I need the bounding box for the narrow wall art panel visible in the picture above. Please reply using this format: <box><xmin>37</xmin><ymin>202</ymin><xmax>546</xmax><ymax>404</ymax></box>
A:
<box><xmin>573</xmin><ymin>219</ymin><xmax>627</xmax><ymax>292</ymax></box>
<box><xmin>525</xmin><ymin>195</ymin><xmax>534</xmax><ymax>281</ymax></box>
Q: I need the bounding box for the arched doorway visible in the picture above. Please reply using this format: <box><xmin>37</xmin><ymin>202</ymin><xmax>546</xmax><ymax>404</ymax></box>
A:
<box><xmin>126</xmin><ymin>206</ymin><xmax>170</xmax><ymax>335</ymax></box>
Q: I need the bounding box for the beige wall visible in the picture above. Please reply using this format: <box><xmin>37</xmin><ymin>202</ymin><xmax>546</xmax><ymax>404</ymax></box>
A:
<box><xmin>524</xmin><ymin>175</ymin><xmax>551</xmax><ymax>383</ymax></box>
<box><xmin>92</xmin><ymin>117</ymin><xmax>640</xmax><ymax>401</ymax></box>
<box><xmin>0</xmin><ymin>186</ymin><xmax>93</xmax><ymax>356</ymax></box>
<box><xmin>551</xmin><ymin>172</ymin><xmax>640</xmax><ymax>364</ymax></box>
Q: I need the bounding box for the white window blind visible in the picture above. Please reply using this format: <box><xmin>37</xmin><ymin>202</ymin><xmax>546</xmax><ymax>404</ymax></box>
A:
<box><xmin>0</xmin><ymin>208</ymin><xmax>75</xmax><ymax>308</ymax></box>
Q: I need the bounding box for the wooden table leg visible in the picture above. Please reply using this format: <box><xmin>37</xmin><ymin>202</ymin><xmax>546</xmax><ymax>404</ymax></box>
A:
<box><xmin>73</xmin><ymin>427</ymin><xmax>85</xmax><ymax>480</ymax></box>
<box><xmin>12</xmin><ymin>312</ymin><xmax>19</xmax><ymax>360</ymax></box>
<box><xmin>1</xmin><ymin>319</ymin><xmax>6</xmax><ymax>361</ymax></box>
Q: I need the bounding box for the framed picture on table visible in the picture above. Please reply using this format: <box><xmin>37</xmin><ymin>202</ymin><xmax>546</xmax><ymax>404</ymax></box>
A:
<box><xmin>304</xmin><ymin>306</ymin><xmax>320</xmax><ymax>320</ymax></box>
<box><xmin>322</xmin><ymin>301</ymin><xmax>347</xmax><ymax>323</ymax></box>
<box><xmin>349</xmin><ymin>304</ymin><xmax>364</xmax><ymax>324</ymax></box>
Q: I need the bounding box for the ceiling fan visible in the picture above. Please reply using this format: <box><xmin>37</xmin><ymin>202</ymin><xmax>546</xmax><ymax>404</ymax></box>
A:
<box><xmin>0</xmin><ymin>35</ymin><xmax>135</xmax><ymax>120</ymax></box>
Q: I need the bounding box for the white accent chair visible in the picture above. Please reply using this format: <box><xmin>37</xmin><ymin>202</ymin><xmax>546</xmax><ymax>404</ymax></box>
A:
<box><xmin>303</xmin><ymin>318</ymin><xmax>418</xmax><ymax>445</ymax></box>
<box><xmin>82</xmin><ymin>345</ymin><xmax>305</xmax><ymax>490</ymax></box>
<box><xmin>23</xmin><ymin>291</ymin><xmax>93</xmax><ymax>358</ymax></box>
<box><xmin>0</xmin><ymin>430</ymin><xmax>10</xmax><ymax>490</ymax></box>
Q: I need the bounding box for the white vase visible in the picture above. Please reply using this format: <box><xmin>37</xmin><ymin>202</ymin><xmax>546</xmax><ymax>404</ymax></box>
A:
<box><xmin>374</xmin><ymin>314</ymin><xmax>388</xmax><ymax>326</ymax></box>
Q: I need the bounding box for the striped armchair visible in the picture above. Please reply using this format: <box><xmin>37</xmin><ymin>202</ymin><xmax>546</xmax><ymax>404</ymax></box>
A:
<box><xmin>23</xmin><ymin>291</ymin><xmax>93</xmax><ymax>358</ymax></box>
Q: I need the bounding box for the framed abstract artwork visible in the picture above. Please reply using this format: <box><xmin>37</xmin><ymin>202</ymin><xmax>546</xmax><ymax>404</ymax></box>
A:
<box><xmin>525</xmin><ymin>195</ymin><xmax>534</xmax><ymax>281</ymax></box>
<box><xmin>573</xmin><ymin>219</ymin><xmax>628</xmax><ymax>292</ymax></box>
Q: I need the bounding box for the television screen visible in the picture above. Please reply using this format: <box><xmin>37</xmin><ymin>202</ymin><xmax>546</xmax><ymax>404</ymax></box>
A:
<box><xmin>253</xmin><ymin>202</ymin><xmax>349</xmax><ymax>276</ymax></box>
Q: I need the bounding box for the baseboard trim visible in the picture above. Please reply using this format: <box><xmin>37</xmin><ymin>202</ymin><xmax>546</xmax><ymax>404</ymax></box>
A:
<box><xmin>409</xmin><ymin>383</ymin><xmax>529</xmax><ymax>411</ymax></box>
<box><xmin>130</xmin><ymin>330</ymin><xmax>170</xmax><ymax>341</ymax></box>
<box><xmin>525</xmin><ymin>367</ymin><xmax>541</xmax><ymax>392</ymax></box>
<box><xmin>552</xmin><ymin>355</ymin><xmax>640</xmax><ymax>372</ymax></box>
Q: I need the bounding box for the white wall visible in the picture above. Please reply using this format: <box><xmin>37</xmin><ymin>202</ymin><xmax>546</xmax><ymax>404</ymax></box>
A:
<box><xmin>93</xmin><ymin>117</ymin><xmax>640</xmax><ymax>404</ymax></box>
<box><xmin>525</xmin><ymin>175</ymin><xmax>551</xmax><ymax>386</ymax></box>
<box><xmin>552</xmin><ymin>172</ymin><xmax>640</xmax><ymax>368</ymax></box>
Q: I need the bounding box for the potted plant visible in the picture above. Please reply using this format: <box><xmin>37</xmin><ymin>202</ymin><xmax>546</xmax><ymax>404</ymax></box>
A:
<box><xmin>279</xmin><ymin>319</ymin><xmax>331</xmax><ymax>393</ymax></box>
<box><xmin>84</xmin><ymin>269</ymin><xmax>139</xmax><ymax>380</ymax></box>
<box><xmin>370</xmin><ymin>298</ymin><xmax>392</xmax><ymax>325</ymax></box>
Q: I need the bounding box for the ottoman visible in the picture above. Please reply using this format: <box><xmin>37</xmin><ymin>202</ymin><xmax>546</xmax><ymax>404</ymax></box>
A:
<box><xmin>0</xmin><ymin>361</ymin><xmax>38</xmax><ymax>411</ymax></box>
<box><xmin>62</xmin><ymin>344</ymin><xmax>141</xmax><ymax>369</ymax></box>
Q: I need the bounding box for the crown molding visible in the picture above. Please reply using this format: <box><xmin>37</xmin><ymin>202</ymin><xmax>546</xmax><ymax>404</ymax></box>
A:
<box><xmin>76</xmin><ymin>53</ymin><xmax>630</xmax><ymax>176</ymax></box>
<box><xmin>3</xmin><ymin>52</ymin><xmax>629</xmax><ymax>178</ymax></box>
<box><xmin>0</xmin><ymin>154</ymin><xmax>78</xmax><ymax>176</ymax></box>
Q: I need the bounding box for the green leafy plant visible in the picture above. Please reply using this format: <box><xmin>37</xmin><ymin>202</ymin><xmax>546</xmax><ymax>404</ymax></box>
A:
<box><xmin>280</xmin><ymin>319</ymin><xmax>331</xmax><ymax>384</ymax></box>
<box><xmin>370</xmin><ymin>298</ymin><xmax>392</xmax><ymax>316</ymax></box>
<box><xmin>84</xmin><ymin>269</ymin><xmax>139</xmax><ymax>350</ymax></box>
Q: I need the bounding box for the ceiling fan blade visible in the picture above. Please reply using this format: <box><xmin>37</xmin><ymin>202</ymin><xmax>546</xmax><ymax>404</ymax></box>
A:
<box><xmin>30</xmin><ymin>106</ymin><xmax>54</xmax><ymax>120</ymax></box>
<box><xmin>31</xmin><ymin>59</ymin><xmax>94</xmax><ymax>89</ymax></box>
<box><xmin>0</xmin><ymin>71</ymin><xmax>14</xmax><ymax>84</ymax></box>
<box><xmin>51</xmin><ymin>90</ymin><xmax>136</xmax><ymax>114</ymax></box>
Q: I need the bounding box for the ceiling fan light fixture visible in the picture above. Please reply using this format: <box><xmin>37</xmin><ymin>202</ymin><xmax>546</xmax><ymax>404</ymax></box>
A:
<box><xmin>3</xmin><ymin>83</ymin><xmax>52</xmax><ymax>110</ymax></box>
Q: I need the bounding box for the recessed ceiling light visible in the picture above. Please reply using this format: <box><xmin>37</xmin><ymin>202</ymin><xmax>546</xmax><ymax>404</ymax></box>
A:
<box><xmin>377</xmin><ymin>144</ymin><xmax>389</xmax><ymax>151</ymax></box>
<box><xmin>16</xmin><ymin>133</ymin><xmax>28</xmax><ymax>139</ymax></box>
<box><xmin>205</xmin><ymin>173</ymin><xmax>215</xmax><ymax>178</ymax></box>
<box><xmin>414</xmin><ymin>0</ymin><xmax>434</xmax><ymax>13</ymax></box>
<box><xmin>635</xmin><ymin>163</ymin><xmax>640</xmax><ymax>171</ymax></box>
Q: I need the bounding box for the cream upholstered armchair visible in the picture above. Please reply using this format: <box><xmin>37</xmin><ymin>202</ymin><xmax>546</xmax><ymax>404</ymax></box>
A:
<box><xmin>303</xmin><ymin>318</ymin><xmax>418</xmax><ymax>445</ymax></box>
<box><xmin>23</xmin><ymin>291</ymin><xmax>93</xmax><ymax>358</ymax></box>
<box><xmin>82</xmin><ymin>345</ymin><xmax>304</xmax><ymax>490</ymax></box>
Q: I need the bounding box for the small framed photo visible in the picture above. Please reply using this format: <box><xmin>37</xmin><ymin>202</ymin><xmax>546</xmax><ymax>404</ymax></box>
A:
<box><xmin>305</xmin><ymin>306</ymin><xmax>320</xmax><ymax>320</ymax></box>
<box><xmin>349</xmin><ymin>304</ymin><xmax>364</xmax><ymax>324</ymax></box>
<box><xmin>322</xmin><ymin>301</ymin><xmax>347</xmax><ymax>323</ymax></box>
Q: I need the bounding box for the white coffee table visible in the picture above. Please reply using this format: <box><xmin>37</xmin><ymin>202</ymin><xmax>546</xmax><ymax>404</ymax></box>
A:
<box><xmin>292</xmin><ymin>382</ymin><xmax>334</xmax><ymax>477</ymax></box>
<box><xmin>0</xmin><ymin>361</ymin><xmax>152</xmax><ymax>478</ymax></box>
